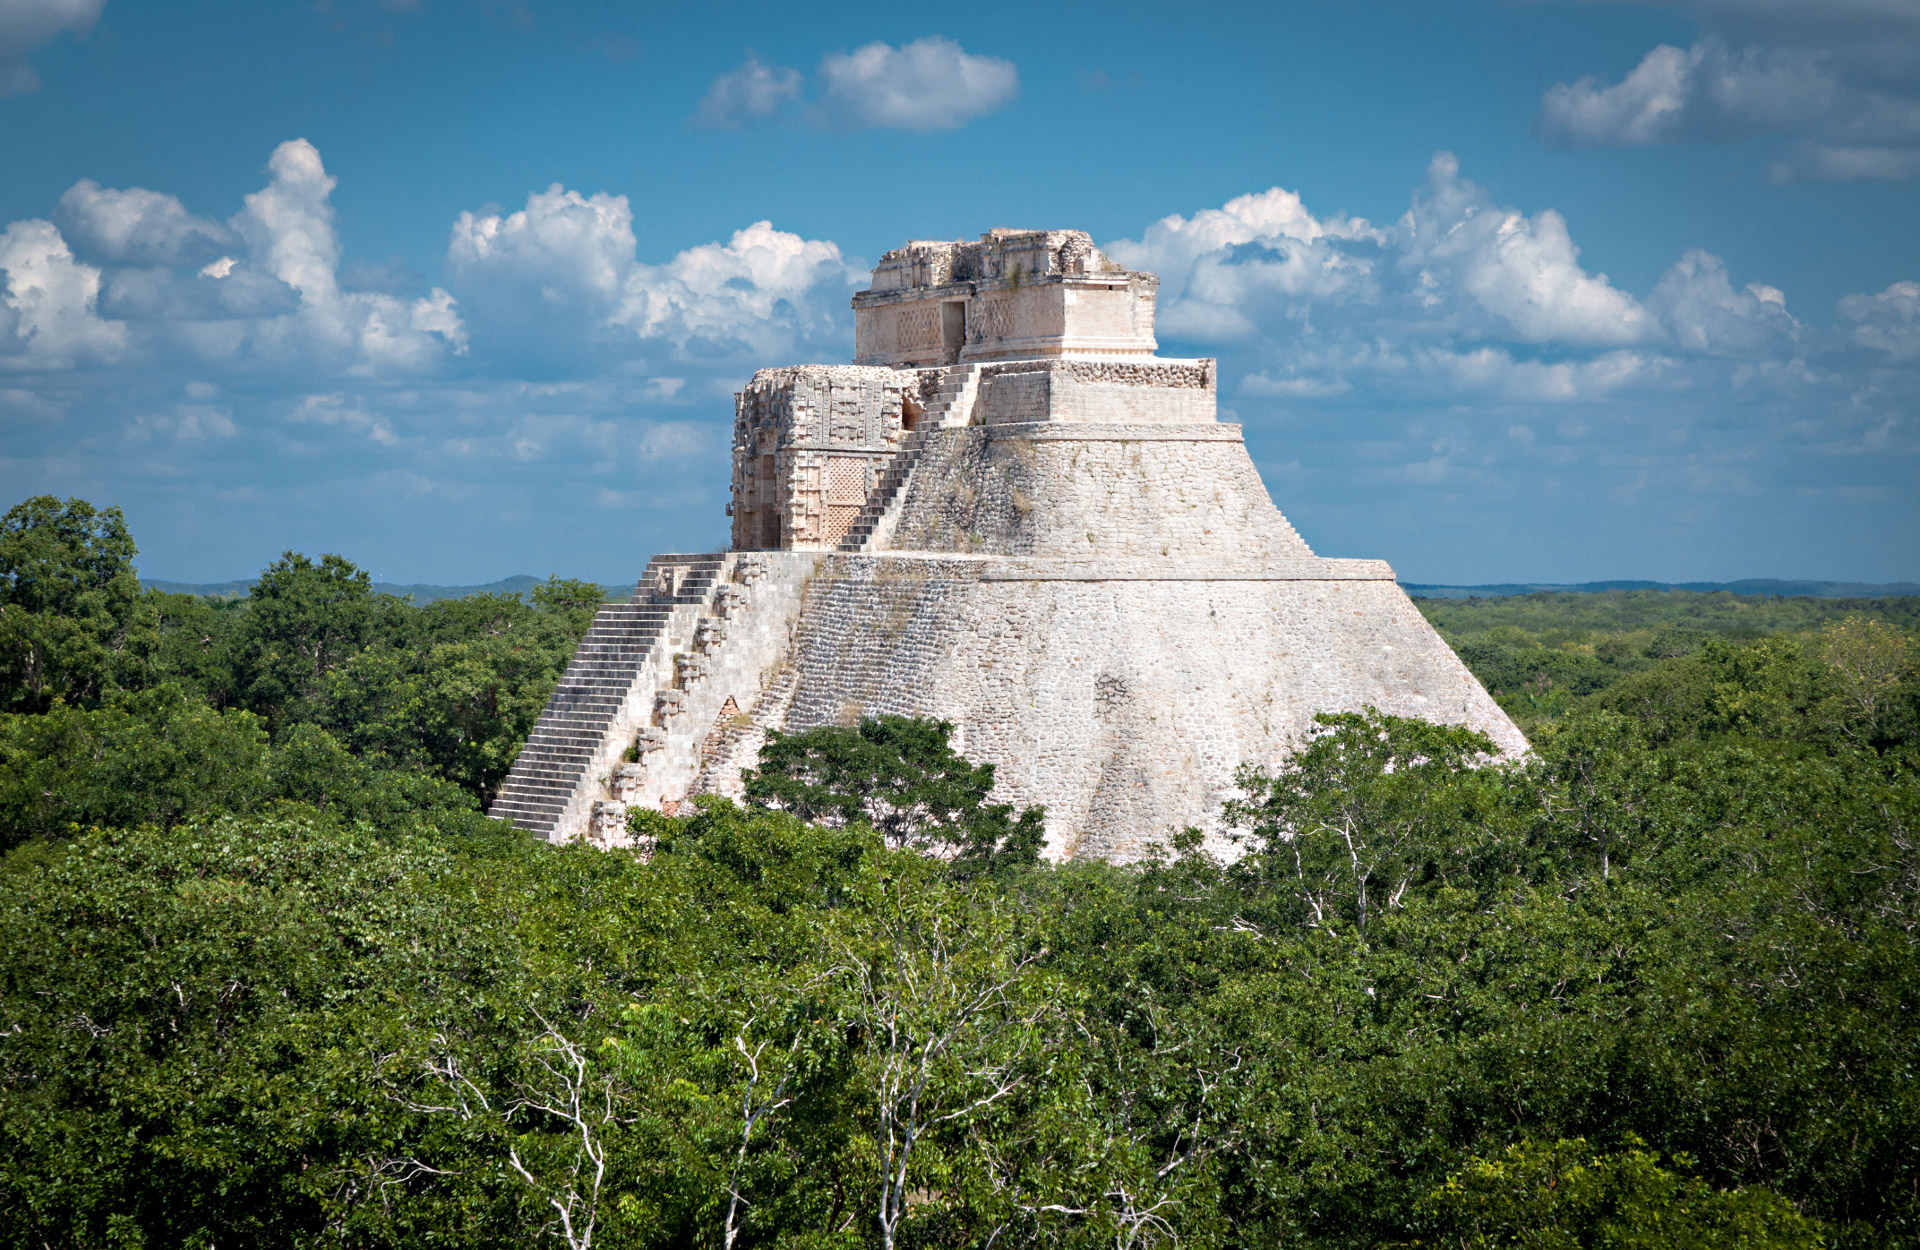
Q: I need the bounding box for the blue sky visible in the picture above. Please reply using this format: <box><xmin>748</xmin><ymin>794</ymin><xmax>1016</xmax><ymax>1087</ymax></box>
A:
<box><xmin>2</xmin><ymin>0</ymin><xmax>1917</xmax><ymax>585</ymax></box>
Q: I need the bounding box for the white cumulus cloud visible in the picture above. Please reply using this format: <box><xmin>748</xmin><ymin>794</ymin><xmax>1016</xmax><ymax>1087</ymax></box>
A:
<box><xmin>223</xmin><ymin>139</ymin><xmax>466</xmax><ymax>371</ymax></box>
<box><xmin>54</xmin><ymin>180</ymin><xmax>236</xmax><ymax>267</ymax></box>
<box><xmin>449</xmin><ymin>184</ymin><xmax>637</xmax><ymax>310</ymax></box>
<box><xmin>1647</xmin><ymin>249</ymin><xmax>1800</xmax><ymax>357</ymax></box>
<box><xmin>449</xmin><ymin>184</ymin><xmax>860</xmax><ymax>366</ymax></box>
<box><xmin>817</xmin><ymin>36</ymin><xmax>1017</xmax><ymax>130</ymax></box>
<box><xmin>1404</xmin><ymin>154</ymin><xmax>1657</xmax><ymax>348</ymax></box>
<box><xmin>693</xmin><ymin>37</ymin><xmax>1019</xmax><ymax>132</ymax></box>
<box><xmin>615</xmin><ymin>220</ymin><xmax>859</xmax><ymax>353</ymax></box>
<box><xmin>0</xmin><ymin>0</ymin><xmax>103</xmax><ymax>95</ymax></box>
<box><xmin>1102</xmin><ymin>157</ymin><xmax>1918</xmax><ymax>582</ymax></box>
<box><xmin>1841</xmin><ymin>280</ymin><xmax>1920</xmax><ymax>360</ymax></box>
<box><xmin>0</xmin><ymin>139</ymin><xmax>465</xmax><ymax>379</ymax></box>
<box><xmin>0</xmin><ymin>218</ymin><xmax>126</xmax><ymax>369</ymax></box>
<box><xmin>694</xmin><ymin>52</ymin><xmax>804</xmax><ymax>128</ymax></box>
<box><xmin>1113</xmin><ymin>152</ymin><xmax>1655</xmax><ymax>366</ymax></box>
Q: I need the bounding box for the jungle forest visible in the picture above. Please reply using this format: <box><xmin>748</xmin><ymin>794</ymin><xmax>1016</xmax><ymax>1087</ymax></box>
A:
<box><xmin>2</xmin><ymin>495</ymin><xmax>1917</xmax><ymax>1249</ymax></box>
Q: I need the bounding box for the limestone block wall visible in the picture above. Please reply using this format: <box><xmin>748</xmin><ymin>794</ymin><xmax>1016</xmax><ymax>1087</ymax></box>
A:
<box><xmin>517</xmin><ymin>547</ymin><xmax>1526</xmax><ymax>862</ymax></box>
<box><xmin>610</xmin><ymin>553</ymin><xmax>819</xmax><ymax>811</ymax></box>
<box><xmin>854</xmin><ymin>278</ymin><xmax>1162</xmax><ymax>367</ymax></box>
<box><xmin>534</xmin><ymin>560</ymin><xmax>730</xmax><ymax>845</ymax></box>
<box><xmin>543</xmin><ymin>552</ymin><xmax>820</xmax><ymax>844</ymax></box>
<box><xmin>769</xmin><ymin>555</ymin><xmax>1527</xmax><ymax>862</ymax></box>
<box><xmin>973</xmin><ymin>360</ymin><xmax>1216</xmax><ymax>425</ymax></box>
<box><xmin>852</xmin><ymin>227</ymin><xmax>1160</xmax><ymax>367</ymax></box>
<box><xmin>882</xmin><ymin>424</ymin><xmax>1313</xmax><ymax>560</ymax></box>
<box><xmin>976</xmin><ymin>283</ymin><xmax>1067</xmax><ymax>355</ymax></box>
<box><xmin>853</xmin><ymin>300</ymin><xmax>951</xmax><ymax>367</ymax></box>
<box><xmin>864</xmin><ymin>229</ymin><xmax>1114</xmax><ymax>294</ymax></box>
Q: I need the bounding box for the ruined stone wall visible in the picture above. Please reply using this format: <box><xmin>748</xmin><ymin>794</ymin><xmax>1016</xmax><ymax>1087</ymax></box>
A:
<box><xmin>853</xmin><ymin>227</ymin><xmax>1159</xmax><ymax>367</ymax></box>
<box><xmin>882</xmin><ymin>424</ymin><xmax>1313</xmax><ymax>559</ymax></box>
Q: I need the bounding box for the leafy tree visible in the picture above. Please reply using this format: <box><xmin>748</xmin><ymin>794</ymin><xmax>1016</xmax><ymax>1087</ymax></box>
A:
<box><xmin>145</xmin><ymin>589</ymin><xmax>245</xmax><ymax>707</ymax></box>
<box><xmin>0</xmin><ymin>685</ymin><xmax>271</xmax><ymax>848</ymax></box>
<box><xmin>1820</xmin><ymin>616</ymin><xmax>1914</xmax><ymax>743</ymax></box>
<box><xmin>1418</xmin><ymin>588</ymin><xmax>1920</xmax><ymax>733</ymax></box>
<box><xmin>236</xmin><ymin>551</ymin><xmax>402</xmax><ymax>729</ymax></box>
<box><xmin>317</xmin><ymin>580</ymin><xmax>604</xmax><ymax>803</ymax></box>
<box><xmin>0</xmin><ymin>817</ymin><xmax>468</xmax><ymax>1249</ymax></box>
<box><xmin>0</xmin><ymin>496</ymin><xmax>146</xmax><ymax>711</ymax></box>
<box><xmin>745</xmin><ymin>714</ymin><xmax>1045</xmax><ymax>873</ymax></box>
<box><xmin>268</xmin><ymin>721</ymin><xmax>484</xmax><ymax>832</ymax></box>
<box><xmin>1526</xmin><ymin>711</ymin><xmax>1665</xmax><ymax>880</ymax></box>
<box><xmin>1227</xmin><ymin>708</ymin><xmax>1502</xmax><ymax>933</ymax></box>
<box><xmin>835</xmin><ymin>873</ymin><xmax>1055</xmax><ymax>1250</ymax></box>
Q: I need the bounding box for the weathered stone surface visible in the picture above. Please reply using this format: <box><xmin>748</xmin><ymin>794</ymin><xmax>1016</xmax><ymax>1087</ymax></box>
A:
<box><xmin>490</xmin><ymin>228</ymin><xmax>1526</xmax><ymax>860</ymax></box>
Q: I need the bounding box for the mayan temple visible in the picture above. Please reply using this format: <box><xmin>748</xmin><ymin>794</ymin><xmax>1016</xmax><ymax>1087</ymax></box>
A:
<box><xmin>489</xmin><ymin>229</ymin><xmax>1526</xmax><ymax>860</ymax></box>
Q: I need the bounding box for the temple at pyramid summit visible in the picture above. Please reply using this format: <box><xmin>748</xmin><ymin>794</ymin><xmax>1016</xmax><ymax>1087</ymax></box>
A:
<box><xmin>488</xmin><ymin>229</ymin><xmax>1527</xmax><ymax>859</ymax></box>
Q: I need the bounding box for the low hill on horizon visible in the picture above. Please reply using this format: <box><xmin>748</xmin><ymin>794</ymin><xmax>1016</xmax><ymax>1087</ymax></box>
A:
<box><xmin>1404</xmin><ymin>577</ymin><xmax>1920</xmax><ymax>599</ymax></box>
<box><xmin>142</xmin><ymin>572</ymin><xmax>1920</xmax><ymax>604</ymax></box>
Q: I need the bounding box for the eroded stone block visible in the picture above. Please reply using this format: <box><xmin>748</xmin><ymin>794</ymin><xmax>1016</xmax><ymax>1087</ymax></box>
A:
<box><xmin>611</xmin><ymin>763</ymin><xmax>647</xmax><ymax>802</ymax></box>
<box><xmin>589</xmin><ymin>800</ymin><xmax>628</xmax><ymax>846</ymax></box>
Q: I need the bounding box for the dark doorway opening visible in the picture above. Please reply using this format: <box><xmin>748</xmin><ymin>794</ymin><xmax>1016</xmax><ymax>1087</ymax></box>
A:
<box><xmin>940</xmin><ymin>300</ymin><xmax>967</xmax><ymax>363</ymax></box>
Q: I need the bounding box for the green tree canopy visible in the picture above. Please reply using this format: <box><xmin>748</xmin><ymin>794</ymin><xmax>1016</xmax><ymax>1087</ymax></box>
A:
<box><xmin>236</xmin><ymin>551</ymin><xmax>400</xmax><ymax>728</ymax></box>
<box><xmin>1415</xmin><ymin>1138</ymin><xmax>1824</xmax><ymax>1249</ymax></box>
<box><xmin>744</xmin><ymin>713</ymin><xmax>1044</xmax><ymax>873</ymax></box>
<box><xmin>0</xmin><ymin>496</ymin><xmax>146</xmax><ymax>711</ymax></box>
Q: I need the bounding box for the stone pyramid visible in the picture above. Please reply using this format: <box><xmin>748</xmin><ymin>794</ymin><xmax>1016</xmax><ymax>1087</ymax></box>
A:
<box><xmin>489</xmin><ymin>229</ymin><xmax>1526</xmax><ymax>860</ymax></box>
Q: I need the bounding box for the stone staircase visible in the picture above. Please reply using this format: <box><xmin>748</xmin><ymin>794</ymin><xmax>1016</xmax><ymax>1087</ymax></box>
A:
<box><xmin>837</xmin><ymin>364</ymin><xmax>980</xmax><ymax>553</ymax></box>
<box><xmin>487</xmin><ymin>554</ymin><xmax>727</xmax><ymax>839</ymax></box>
<box><xmin>922</xmin><ymin>362</ymin><xmax>982</xmax><ymax>430</ymax></box>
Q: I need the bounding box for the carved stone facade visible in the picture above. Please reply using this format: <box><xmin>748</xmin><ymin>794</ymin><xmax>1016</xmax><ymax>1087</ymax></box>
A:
<box><xmin>490</xmin><ymin>228</ymin><xmax>1527</xmax><ymax>861</ymax></box>
<box><xmin>729</xmin><ymin>365</ymin><xmax>908</xmax><ymax>551</ymax></box>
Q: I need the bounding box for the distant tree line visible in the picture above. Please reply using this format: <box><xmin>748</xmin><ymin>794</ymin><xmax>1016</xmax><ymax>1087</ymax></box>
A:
<box><xmin>2</xmin><ymin>495</ymin><xmax>1918</xmax><ymax>1248</ymax></box>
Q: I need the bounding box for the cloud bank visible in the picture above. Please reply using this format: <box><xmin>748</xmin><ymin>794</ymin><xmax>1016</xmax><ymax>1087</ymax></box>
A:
<box><xmin>0</xmin><ymin>138</ymin><xmax>1913</xmax><ymax>583</ymax></box>
<box><xmin>1536</xmin><ymin>0</ymin><xmax>1920</xmax><ymax>181</ymax></box>
<box><xmin>1108</xmin><ymin>154</ymin><xmax>1916</xmax><ymax>576</ymax></box>
<box><xmin>0</xmin><ymin>139</ymin><xmax>865</xmax><ymax>579</ymax></box>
